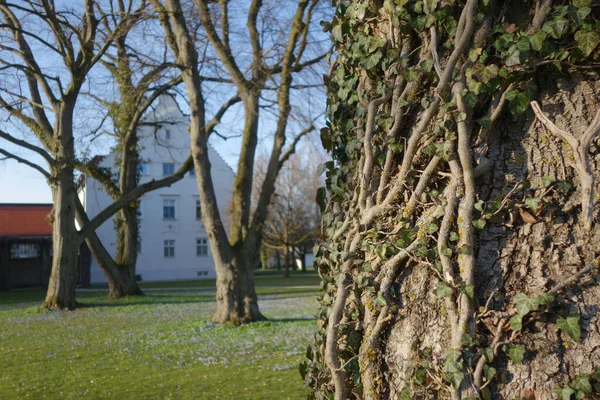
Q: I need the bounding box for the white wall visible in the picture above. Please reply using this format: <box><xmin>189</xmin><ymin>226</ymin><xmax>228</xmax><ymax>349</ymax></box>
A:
<box><xmin>84</xmin><ymin>95</ymin><xmax>235</xmax><ymax>283</ymax></box>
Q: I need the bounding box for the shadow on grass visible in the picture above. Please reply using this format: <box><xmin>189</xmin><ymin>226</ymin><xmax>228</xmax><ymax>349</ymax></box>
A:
<box><xmin>77</xmin><ymin>293</ymin><xmax>214</xmax><ymax>308</ymax></box>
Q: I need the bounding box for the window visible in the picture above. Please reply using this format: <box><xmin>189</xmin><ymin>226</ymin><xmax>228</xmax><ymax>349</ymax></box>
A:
<box><xmin>164</xmin><ymin>240</ymin><xmax>175</xmax><ymax>258</ymax></box>
<box><xmin>137</xmin><ymin>163</ymin><xmax>147</xmax><ymax>175</ymax></box>
<box><xmin>163</xmin><ymin>198</ymin><xmax>176</xmax><ymax>219</ymax></box>
<box><xmin>189</xmin><ymin>168</ymin><xmax>195</xmax><ymax>177</ymax></box>
<box><xmin>10</xmin><ymin>243</ymin><xmax>39</xmax><ymax>259</ymax></box>
<box><xmin>195</xmin><ymin>199</ymin><xmax>202</xmax><ymax>220</ymax></box>
<box><xmin>196</xmin><ymin>238</ymin><xmax>208</xmax><ymax>257</ymax></box>
<box><xmin>165</xmin><ymin>130</ymin><xmax>171</xmax><ymax>140</ymax></box>
<box><xmin>162</xmin><ymin>162</ymin><xmax>174</xmax><ymax>176</ymax></box>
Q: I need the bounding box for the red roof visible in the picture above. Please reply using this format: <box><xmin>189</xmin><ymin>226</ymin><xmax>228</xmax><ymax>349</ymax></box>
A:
<box><xmin>0</xmin><ymin>204</ymin><xmax>53</xmax><ymax>236</ymax></box>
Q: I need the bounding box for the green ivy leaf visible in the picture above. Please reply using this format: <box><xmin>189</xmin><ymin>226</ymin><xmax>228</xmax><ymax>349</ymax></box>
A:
<box><xmin>482</xmin><ymin>347</ymin><xmax>494</xmax><ymax>362</ymax></box>
<box><xmin>573</xmin><ymin>0</ymin><xmax>591</xmax><ymax>7</ymax></box>
<box><xmin>473</xmin><ymin>219</ymin><xmax>486</xmax><ymax>230</ymax></box>
<box><xmin>516</xmin><ymin>36</ymin><xmax>531</xmax><ymax>51</ymax></box>
<box><xmin>331</xmin><ymin>23</ymin><xmax>343</xmax><ymax>42</ymax></box>
<box><xmin>513</xmin><ymin>293</ymin><xmax>540</xmax><ymax>317</ymax></box>
<box><xmin>428</xmin><ymin>223</ymin><xmax>439</xmax><ymax>234</ymax></box>
<box><xmin>575</xmin><ymin>29</ymin><xmax>600</xmax><ymax>57</ymax></box>
<box><xmin>525</xmin><ymin>197</ymin><xmax>541</xmax><ymax>212</ymax></box>
<box><xmin>553</xmin><ymin>386</ymin><xmax>576</xmax><ymax>400</ymax></box>
<box><xmin>316</xmin><ymin>187</ymin><xmax>327</xmax><ymax>212</ymax></box>
<box><xmin>556</xmin><ymin>314</ymin><xmax>581</xmax><ymax>341</ymax></box>
<box><xmin>441</xmin><ymin>246</ymin><xmax>453</xmax><ymax>257</ymax></box>
<box><xmin>484</xmin><ymin>365</ymin><xmax>496</xmax><ymax>381</ymax></box>
<box><xmin>571</xmin><ymin>374</ymin><xmax>592</xmax><ymax>393</ymax></box>
<box><xmin>474</xmin><ymin>200</ymin><xmax>485</xmax><ymax>212</ymax></box>
<box><xmin>576</xmin><ymin>7</ymin><xmax>591</xmax><ymax>22</ymax></box>
<box><xmin>538</xmin><ymin>293</ymin><xmax>555</xmax><ymax>306</ymax></box>
<box><xmin>361</xmin><ymin>50</ymin><xmax>383</xmax><ymax>70</ymax></box>
<box><xmin>510</xmin><ymin>314</ymin><xmax>523</xmax><ymax>331</ymax></box>
<box><xmin>450</xmin><ymin>371</ymin><xmax>464</xmax><ymax>389</ymax></box>
<box><xmin>507</xmin><ymin>345</ymin><xmax>526</xmax><ymax>364</ymax></box>
<box><xmin>373</xmin><ymin>292</ymin><xmax>388</xmax><ymax>307</ymax></box>
<box><xmin>399</xmin><ymin>389</ymin><xmax>411</xmax><ymax>400</ymax></box>
<box><xmin>529</xmin><ymin>30</ymin><xmax>547</xmax><ymax>51</ymax></box>
<box><xmin>505</xmin><ymin>49</ymin><xmax>522</xmax><ymax>67</ymax></box>
<box><xmin>449</xmin><ymin>231</ymin><xmax>460</xmax><ymax>242</ymax></box>
<box><xmin>299</xmin><ymin>361</ymin><xmax>307</xmax><ymax>379</ymax></box>
<box><xmin>481</xmin><ymin>387</ymin><xmax>492</xmax><ymax>400</ymax></box>
<box><xmin>436</xmin><ymin>282</ymin><xmax>453</xmax><ymax>298</ymax></box>
<box><xmin>541</xmin><ymin>176</ymin><xmax>556</xmax><ymax>188</ymax></box>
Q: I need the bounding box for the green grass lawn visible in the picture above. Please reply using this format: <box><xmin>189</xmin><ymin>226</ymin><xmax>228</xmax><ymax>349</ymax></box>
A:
<box><xmin>0</xmin><ymin>278</ymin><xmax>321</xmax><ymax>399</ymax></box>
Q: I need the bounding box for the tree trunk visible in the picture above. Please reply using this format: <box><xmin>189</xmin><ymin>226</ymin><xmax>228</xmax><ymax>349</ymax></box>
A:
<box><xmin>212</xmin><ymin>248</ymin><xmax>265</xmax><ymax>323</ymax></box>
<box><xmin>306</xmin><ymin>2</ymin><xmax>600</xmax><ymax>398</ymax></box>
<box><xmin>112</xmin><ymin>205</ymin><xmax>142</xmax><ymax>298</ymax></box>
<box><xmin>43</xmin><ymin>167</ymin><xmax>78</xmax><ymax>309</ymax></box>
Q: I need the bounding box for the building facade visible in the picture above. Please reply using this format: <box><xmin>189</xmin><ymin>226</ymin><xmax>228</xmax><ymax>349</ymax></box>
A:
<box><xmin>79</xmin><ymin>96</ymin><xmax>234</xmax><ymax>284</ymax></box>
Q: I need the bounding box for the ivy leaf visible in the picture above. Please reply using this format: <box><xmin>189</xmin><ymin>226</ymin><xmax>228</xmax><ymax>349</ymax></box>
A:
<box><xmin>509</xmin><ymin>314</ymin><xmax>523</xmax><ymax>331</ymax></box>
<box><xmin>571</xmin><ymin>374</ymin><xmax>592</xmax><ymax>394</ymax></box>
<box><xmin>436</xmin><ymin>282</ymin><xmax>453</xmax><ymax>298</ymax></box>
<box><xmin>450</xmin><ymin>372</ymin><xmax>464</xmax><ymax>389</ymax></box>
<box><xmin>482</xmin><ymin>347</ymin><xmax>494</xmax><ymax>362</ymax></box>
<box><xmin>541</xmin><ymin>176</ymin><xmax>555</xmax><ymax>188</ymax></box>
<box><xmin>472</xmin><ymin>63</ymin><xmax>499</xmax><ymax>83</ymax></box>
<box><xmin>368</xmin><ymin>36</ymin><xmax>387</xmax><ymax>52</ymax></box>
<box><xmin>420</xmin><ymin>59</ymin><xmax>434</xmax><ymax>73</ymax></box>
<box><xmin>508</xmin><ymin>92</ymin><xmax>530</xmax><ymax>116</ymax></box>
<box><xmin>575</xmin><ymin>30</ymin><xmax>600</xmax><ymax>57</ymax></box>
<box><xmin>474</xmin><ymin>200</ymin><xmax>485</xmax><ymax>212</ymax></box>
<box><xmin>513</xmin><ymin>293</ymin><xmax>540</xmax><ymax>317</ymax></box>
<box><xmin>473</xmin><ymin>219</ymin><xmax>486</xmax><ymax>230</ymax></box>
<box><xmin>449</xmin><ymin>231</ymin><xmax>460</xmax><ymax>242</ymax></box>
<box><xmin>361</xmin><ymin>50</ymin><xmax>383</xmax><ymax>70</ymax></box>
<box><xmin>553</xmin><ymin>386</ymin><xmax>576</xmax><ymax>400</ymax></box>
<box><xmin>525</xmin><ymin>197</ymin><xmax>541</xmax><ymax>212</ymax></box>
<box><xmin>373</xmin><ymin>292</ymin><xmax>388</xmax><ymax>307</ymax></box>
<box><xmin>572</xmin><ymin>0</ymin><xmax>591</xmax><ymax>7</ymax></box>
<box><xmin>484</xmin><ymin>365</ymin><xmax>496</xmax><ymax>381</ymax></box>
<box><xmin>505</xmin><ymin>49</ymin><xmax>522</xmax><ymax>67</ymax></box>
<box><xmin>399</xmin><ymin>389</ymin><xmax>411</xmax><ymax>400</ymax></box>
<box><xmin>428</xmin><ymin>223</ymin><xmax>439</xmax><ymax>234</ymax></box>
<box><xmin>299</xmin><ymin>361</ymin><xmax>307</xmax><ymax>379</ymax></box>
<box><xmin>538</xmin><ymin>293</ymin><xmax>555</xmax><ymax>306</ymax></box>
<box><xmin>516</xmin><ymin>36</ymin><xmax>531</xmax><ymax>51</ymax></box>
<box><xmin>576</xmin><ymin>7</ymin><xmax>591</xmax><ymax>22</ymax></box>
<box><xmin>556</xmin><ymin>314</ymin><xmax>581</xmax><ymax>341</ymax></box>
<box><xmin>529</xmin><ymin>31</ymin><xmax>547</xmax><ymax>51</ymax></box>
<box><xmin>507</xmin><ymin>345</ymin><xmax>526</xmax><ymax>364</ymax></box>
<box><xmin>441</xmin><ymin>246</ymin><xmax>453</xmax><ymax>257</ymax></box>
<box><xmin>316</xmin><ymin>187</ymin><xmax>327</xmax><ymax>212</ymax></box>
<box><xmin>331</xmin><ymin>24</ymin><xmax>343</xmax><ymax>42</ymax></box>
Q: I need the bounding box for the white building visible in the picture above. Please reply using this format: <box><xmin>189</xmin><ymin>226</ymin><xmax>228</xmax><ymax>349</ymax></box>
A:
<box><xmin>78</xmin><ymin>96</ymin><xmax>235</xmax><ymax>283</ymax></box>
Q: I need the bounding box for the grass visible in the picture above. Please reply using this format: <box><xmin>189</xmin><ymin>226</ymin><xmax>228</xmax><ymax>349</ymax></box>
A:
<box><xmin>0</xmin><ymin>276</ymin><xmax>321</xmax><ymax>399</ymax></box>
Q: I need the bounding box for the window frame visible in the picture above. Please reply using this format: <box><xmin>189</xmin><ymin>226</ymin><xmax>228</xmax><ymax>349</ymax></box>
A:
<box><xmin>163</xmin><ymin>198</ymin><xmax>176</xmax><ymax>220</ymax></box>
<box><xmin>196</xmin><ymin>238</ymin><xmax>208</xmax><ymax>257</ymax></box>
<box><xmin>163</xmin><ymin>239</ymin><xmax>175</xmax><ymax>258</ymax></box>
<box><xmin>162</xmin><ymin>162</ymin><xmax>175</xmax><ymax>176</ymax></box>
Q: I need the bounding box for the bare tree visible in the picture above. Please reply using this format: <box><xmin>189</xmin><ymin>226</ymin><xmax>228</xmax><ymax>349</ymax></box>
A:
<box><xmin>0</xmin><ymin>0</ymin><xmax>141</xmax><ymax>308</ymax></box>
<box><xmin>150</xmin><ymin>0</ymin><xmax>327</xmax><ymax>322</ymax></box>
<box><xmin>0</xmin><ymin>0</ymin><xmax>196</xmax><ymax>307</ymax></box>
<box><xmin>261</xmin><ymin>151</ymin><xmax>321</xmax><ymax>277</ymax></box>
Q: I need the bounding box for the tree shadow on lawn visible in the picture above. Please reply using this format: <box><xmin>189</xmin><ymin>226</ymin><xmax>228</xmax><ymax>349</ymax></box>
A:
<box><xmin>77</xmin><ymin>293</ymin><xmax>214</xmax><ymax>308</ymax></box>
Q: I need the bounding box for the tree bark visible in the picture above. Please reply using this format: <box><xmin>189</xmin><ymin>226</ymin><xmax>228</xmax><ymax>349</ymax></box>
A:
<box><xmin>306</xmin><ymin>2</ymin><xmax>600</xmax><ymax>398</ymax></box>
<box><xmin>43</xmin><ymin>116</ymin><xmax>78</xmax><ymax>309</ymax></box>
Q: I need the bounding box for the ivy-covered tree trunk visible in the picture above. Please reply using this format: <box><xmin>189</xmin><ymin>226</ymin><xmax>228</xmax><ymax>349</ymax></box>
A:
<box><xmin>305</xmin><ymin>1</ymin><xmax>600</xmax><ymax>399</ymax></box>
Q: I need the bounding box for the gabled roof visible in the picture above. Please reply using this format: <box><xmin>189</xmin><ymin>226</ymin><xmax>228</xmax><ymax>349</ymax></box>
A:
<box><xmin>0</xmin><ymin>203</ymin><xmax>53</xmax><ymax>236</ymax></box>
